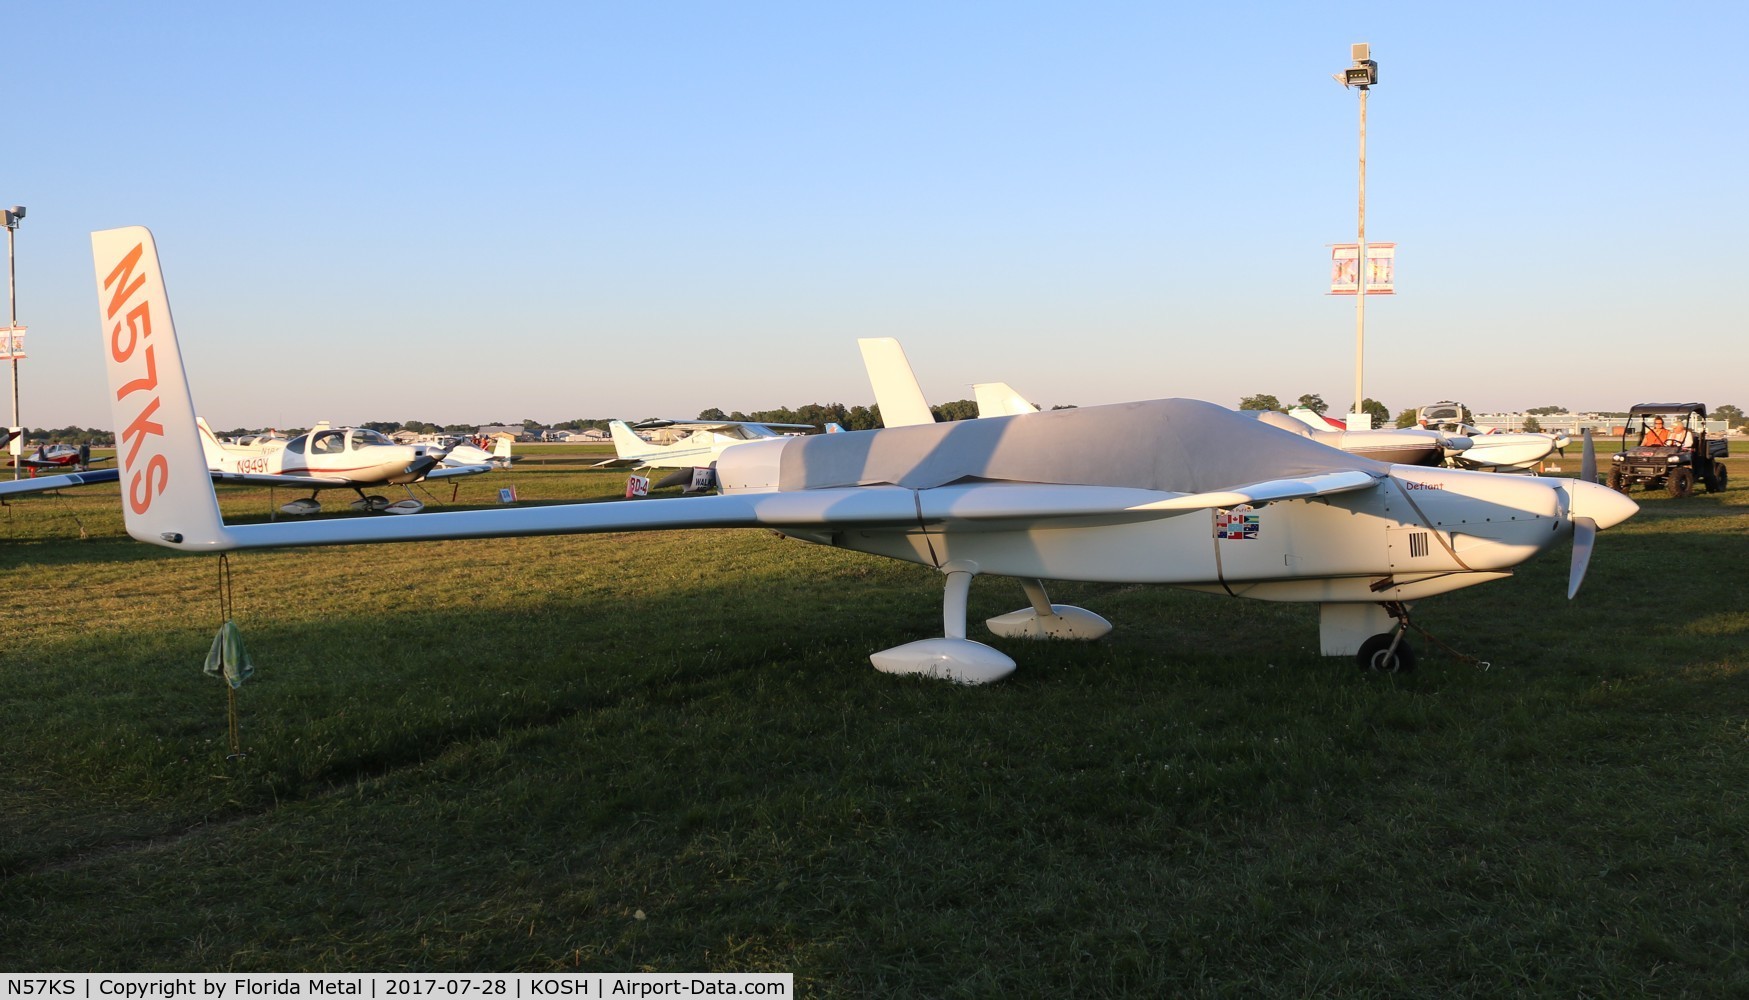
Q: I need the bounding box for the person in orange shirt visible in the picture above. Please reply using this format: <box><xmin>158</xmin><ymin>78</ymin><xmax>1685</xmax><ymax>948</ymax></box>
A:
<box><xmin>1641</xmin><ymin>416</ymin><xmax>1669</xmax><ymax>446</ymax></box>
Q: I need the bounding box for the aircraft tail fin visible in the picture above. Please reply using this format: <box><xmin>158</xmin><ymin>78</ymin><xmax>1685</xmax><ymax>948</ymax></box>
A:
<box><xmin>194</xmin><ymin>416</ymin><xmax>231</xmax><ymax>466</ymax></box>
<box><xmin>609</xmin><ymin>420</ymin><xmax>651</xmax><ymax>459</ymax></box>
<box><xmin>857</xmin><ymin>338</ymin><xmax>935</xmax><ymax>427</ymax></box>
<box><xmin>1286</xmin><ymin>406</ymin><xmax>1349</xmax><ymax>431</ymax></box>
<box><xmin>93</xmin><ymin>227</ymin><xmax>232</xmax><ymax>551</ymax></box>
<box><xmin>493</xmin><ymin>436</ymin><xmax>514</xmax><ymax>462</ymax></box>
<box><xmin>973</xmin><ymin>382</ymin><xmax>1039</xmax><ymax>418</ymax></box>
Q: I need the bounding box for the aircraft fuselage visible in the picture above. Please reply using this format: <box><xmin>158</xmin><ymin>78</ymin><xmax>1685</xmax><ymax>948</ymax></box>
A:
<box><xmin>820</xmin><ymin>464</ymin><xmax>1591</xmax><ymax>604</ymax></box>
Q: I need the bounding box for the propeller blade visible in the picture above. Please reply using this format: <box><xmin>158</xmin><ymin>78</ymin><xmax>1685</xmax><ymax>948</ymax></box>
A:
<box><xmin>1580</xmin><ymin>428</ymin><xmax>1596</xmax><ymax>484</ymax></box>
<box><xmin>1568</xmin><ymin>515</ymin><xmax>1597</xmax><ymax>600</ymax></box>
<box><xmin>388</xmin><ymin>455</ymin><xmax>440</xmax><ymax>484</ymax></box>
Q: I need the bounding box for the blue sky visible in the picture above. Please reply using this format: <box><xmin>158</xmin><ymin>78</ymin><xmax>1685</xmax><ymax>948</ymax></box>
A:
<box><xmin>8</xmin><ymin>2</ymin><xmax>1746</xmax><ymax>429</ymax></box>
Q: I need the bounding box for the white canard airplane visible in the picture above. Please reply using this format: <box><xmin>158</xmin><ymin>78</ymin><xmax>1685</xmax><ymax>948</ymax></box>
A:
<box><xmin>95</xmin><ymin>226</ymin><xmax>1638</xmax><ymax>684</ymax></box>
<box><xmin>594</xmin><ymin>417</ymin><xmax>814</xmax><ymax>477</ymax></box>
<box><xmin>195</xmin><ymin>417</ymin><xmax>495</xmax><ymax>515</ymax></box>
<box><xmin>1416</xmin><ymin>402</ymin><xmax>1570</xmax><ymax>473</ymax></box>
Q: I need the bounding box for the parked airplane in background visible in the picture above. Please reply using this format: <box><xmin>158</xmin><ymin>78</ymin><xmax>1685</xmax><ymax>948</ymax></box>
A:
<box><xmin>1417</xmin><ymin>402</ymin><xmax>1570</xmax><ymax>473</ymax></box>
<box><xmin>9</xmin><ymin>442</ymin><xmax>113</xmax><ymax>475</ymax></box>
<box><xmin>0</xmin><ymin>422</ymin><xmax>490</xmax><ymax>514</ymax></box>
<box><xmin>196</xmin><ymin>418</ymin><xmax>495</xmax><ymax>515</ymax></box>
<box><xmin>594</xmin><ymin>417</ymin><xmax>814</xmax><ymax>486</ymax></box>
<box><xmin>439</xmin><ymin>436</ymin><xmax>515</xmax><ymax>469</ymax></box>
<box><xmin>93</xmin><ymin>226</ymin><xmax>1640</xmax><ymax>684</ymax></box>
<box><xmin>413</xmin><ymin>435</ymin><xmax>516</xmax><ymax>469</ymax></box>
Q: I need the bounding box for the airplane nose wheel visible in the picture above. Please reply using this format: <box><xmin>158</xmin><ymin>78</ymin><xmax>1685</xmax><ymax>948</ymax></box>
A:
<box><xmin>1356</xmin><ymin>601</ymin><xmax>1417</xmax><ymax>673</ymax></box>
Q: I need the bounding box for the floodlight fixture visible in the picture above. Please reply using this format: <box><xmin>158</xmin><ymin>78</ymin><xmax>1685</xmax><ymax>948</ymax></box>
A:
<box><xmin>1341</xmin><ymin>43</ymin><xmax>1378</xmax><ymax>89</ymax></box>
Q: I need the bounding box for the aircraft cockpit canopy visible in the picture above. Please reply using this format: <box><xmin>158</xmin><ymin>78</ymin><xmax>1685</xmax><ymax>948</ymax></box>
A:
<box><xmin>349</xmin><ymin>428</ymin><xmax>395</xmax><ymax>449</ymax></box>
<box><xmin>309</xmin><ymin>429</ymin><xmax>348</xmax><ymax>454</ymax></box>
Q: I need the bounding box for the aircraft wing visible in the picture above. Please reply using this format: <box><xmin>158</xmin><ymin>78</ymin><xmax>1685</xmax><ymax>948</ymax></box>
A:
<box><xmin>125</xmin><ymin>473</ymin><xmax>1389</xmax><ymax>555</ymax></box>
<box><xmin>210</xmin><ymin>471</ymin><xmax>355</xmax><ymax>488</ymax></box>
<box><xmin>32</xmin><ymin>463</ymin><xmax>487</xmax><ymax>495</ymax></box>
<box><xmin>0</xmin><ymin>468</ymin><xmax>121</xmax><ymax>499</ymax></box>
<box><xmin>632</xmin><ymin>418</ymin><xmax>814</xmax><ymax>431</ymax></box>
<box><xmin>424</xmin><ymin>463</ymin><xmax>493</xmax><ymax>480</ymax></box>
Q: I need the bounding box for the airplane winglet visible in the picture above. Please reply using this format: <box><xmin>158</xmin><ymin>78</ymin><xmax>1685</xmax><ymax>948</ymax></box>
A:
<box><xmin>93</xmin><ymin>227</ymin><xmax>234</xmax><ymax>551</ymax></box>
<box><xmin>857</xmin><ymin>338</ymin><xmax>935</xmax><ymax>427</ymax></box>
<box><xmin>973</xmin><ymin>382</ymin><xmax>1039</xmax><ymax>418</ymax></box>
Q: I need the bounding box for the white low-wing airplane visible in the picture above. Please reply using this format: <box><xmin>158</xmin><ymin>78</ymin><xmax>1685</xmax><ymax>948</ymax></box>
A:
<box><xmin>594</xmin><ymin>417</ymin><xmax>814</xmax><ymax>482</ymax></box>
<box><xmin>95</xmin><ymin>227</ymin><xmax>1638</xmax><ymax>683</ymax></box>
<box><xmin>195</xmin><ymin>417</ymin><xmax>495</xmax><ymax>515</ymax></box>
<box><xmin>0</xmin><ymin>422</ymin><xmax>488</xmax><ymax>515</ymax></box>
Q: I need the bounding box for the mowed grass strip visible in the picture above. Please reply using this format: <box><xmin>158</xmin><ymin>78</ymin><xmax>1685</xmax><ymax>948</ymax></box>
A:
<box><xmin>1</xmin><ymin>447</ymin><xmax>1746</xmax><ymax>995</ymax></box>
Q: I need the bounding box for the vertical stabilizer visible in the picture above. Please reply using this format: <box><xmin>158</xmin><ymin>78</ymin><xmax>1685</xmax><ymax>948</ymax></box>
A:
<box><xmin>194</xmin><ymin>416</ymin><xmax>231</xmax><ymax>466</ymax></box>
<box><xmin>609</xmin><ymin>420</ymin><xmax>652</xmax><ymax>460</ymax></box>
<box><xmin>857</xmin><ymin>338</ymin><xmax>935</xmax><ymax>427</ymax></box>
<box><xmin>93</xmin><ymin>227</ymin><xmax>231</xmax><ymax>550</ymax></box>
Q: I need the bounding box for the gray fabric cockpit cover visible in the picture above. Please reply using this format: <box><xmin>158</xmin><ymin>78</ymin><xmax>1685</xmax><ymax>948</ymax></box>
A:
<box><xmin>778</xmin><ymin>398</ymin><xmax>1389</xmax><ymax>494</ymax></box>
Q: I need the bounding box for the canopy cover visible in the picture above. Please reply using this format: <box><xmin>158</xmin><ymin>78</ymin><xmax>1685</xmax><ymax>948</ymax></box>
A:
<box><xmin>779</xmin><ymin>398</ymin><xmax>1387</xmax><ymax>494</ymax></box>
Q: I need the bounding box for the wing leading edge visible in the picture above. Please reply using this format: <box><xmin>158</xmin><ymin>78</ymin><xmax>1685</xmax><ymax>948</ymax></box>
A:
<box><xmin>0</xmin><ymin>468</ymin><xmax>122</xmax><ymax>499</ymax></box>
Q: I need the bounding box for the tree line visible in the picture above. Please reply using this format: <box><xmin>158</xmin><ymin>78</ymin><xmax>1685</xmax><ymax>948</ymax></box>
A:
<box><xmin>1238</xmin><ymin>393</ymin><xmax>1395</xmax><ymax>427</ymax></box>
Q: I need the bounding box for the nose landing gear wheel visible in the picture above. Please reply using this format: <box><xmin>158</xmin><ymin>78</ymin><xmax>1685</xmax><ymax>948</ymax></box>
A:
<box><xmin>1357</xmin><ymin>633</ymin><xmax>1417</xmax><ymax>673</ymax></box>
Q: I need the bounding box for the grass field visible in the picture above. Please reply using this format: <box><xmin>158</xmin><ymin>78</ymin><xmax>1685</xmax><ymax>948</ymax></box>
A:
<box><xmin>3</xmin><ymin>444</ymin><xmax>1747</xmax><ymax>995</ymax></box>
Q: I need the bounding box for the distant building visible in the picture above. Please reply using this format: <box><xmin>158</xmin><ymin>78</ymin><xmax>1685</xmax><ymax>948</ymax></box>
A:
<box><xmin>1475</xmin><ymin>411</ymin><xmax>1728</xmax><ymax>439</ymax></box>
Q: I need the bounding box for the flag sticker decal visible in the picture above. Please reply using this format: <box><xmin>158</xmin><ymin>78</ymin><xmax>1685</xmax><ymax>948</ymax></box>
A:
<box><xmin>1215</xmin><ymin>510</ymin><xmax>1261</xmax><ymax>540</ymax></box>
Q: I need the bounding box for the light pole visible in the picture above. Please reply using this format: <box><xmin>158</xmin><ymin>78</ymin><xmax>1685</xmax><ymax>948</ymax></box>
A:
<box><xmin>3</xmin><ymin>205</ymin><xmax>23</xmax><ymax>480</ymax></box>
<box><xmin>1337</xmin><ymin>45</ymin><xmax>1376</xmax><ymax>428</ymax></box>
